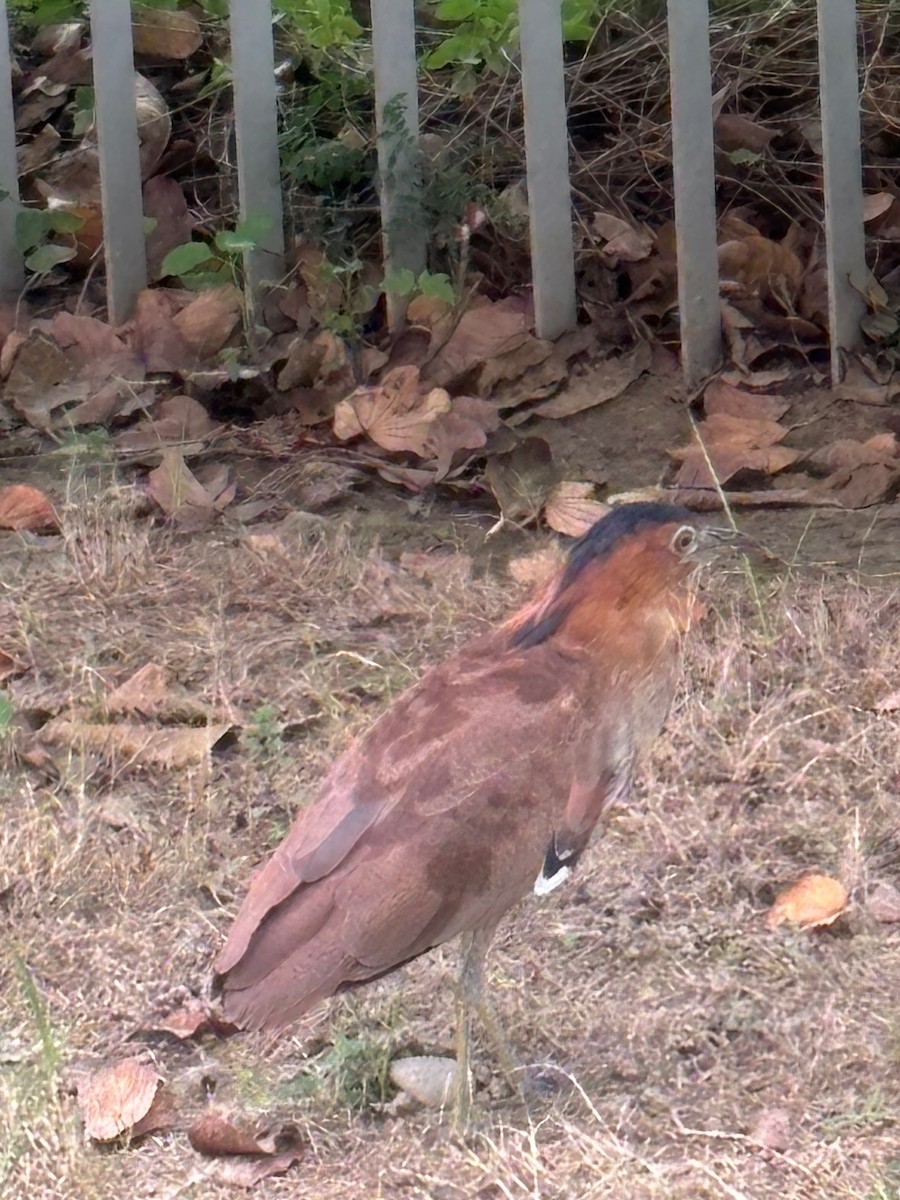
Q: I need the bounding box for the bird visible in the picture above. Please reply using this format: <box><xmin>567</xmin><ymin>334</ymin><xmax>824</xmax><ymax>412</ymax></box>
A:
<box><xmin>214</xmin><ymin>501</ymin><xmax>733</xmax><ymax>1126</ymax></box>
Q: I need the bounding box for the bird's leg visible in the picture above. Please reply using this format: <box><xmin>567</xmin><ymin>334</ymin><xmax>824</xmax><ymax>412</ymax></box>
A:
<box><xmin>453</xmin><ymin>926</ymin><xmax>522</xmax><ymax>1130</ymax></box>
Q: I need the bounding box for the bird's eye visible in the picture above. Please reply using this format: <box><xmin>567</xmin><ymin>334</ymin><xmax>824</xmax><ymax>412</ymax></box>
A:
<box><xmin>671</xmin><ymin>525</ymin><xmax>697</xmax><ymax>554</ymax></box>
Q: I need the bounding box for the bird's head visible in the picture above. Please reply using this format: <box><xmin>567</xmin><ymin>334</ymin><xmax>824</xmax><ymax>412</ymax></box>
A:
<box><xmin>508</xmin><ymin>502</ymin><xmax>736</xmax><ymax>651</ymax></box>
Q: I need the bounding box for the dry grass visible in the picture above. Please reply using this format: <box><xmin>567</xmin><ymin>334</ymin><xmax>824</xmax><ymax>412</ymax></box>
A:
<box><xmin>2</xmin><ymin>472</ymin><xmax>900</xmax><ymax>1200</ymax></box>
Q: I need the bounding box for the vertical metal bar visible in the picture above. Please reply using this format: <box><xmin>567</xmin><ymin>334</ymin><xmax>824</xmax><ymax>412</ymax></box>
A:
<box><xmin>0</xmin><ymin>0</ymin><xmax>22</xmax><ymax>297</ymax></box>
<box><xmin>817</xmin><ymin>0</ymin><xmax>866</xmax><ymax>381</ymax></box>
<box><xmin>229</xmin><ymin>0</ymin><xmax>285</xmax><ymax>298</ymax></box>
<box><xmin>667</xmin><ymin>0</ymin><xmax>721</xmax><ymax>384</ymax></box>
<box><xmin>89</xmin><ymin>0</ymin><xmax>147</xmax><ymax>322</ymax></box>
<box><xmin>519</xmin><ymin>0</ymin><xmax>577</xmax><ymax>339</ymax></box>
<box><xmin>371</xmin><ymin>0</ymin><xmax>425</xmax><ymax>328</ymax></box>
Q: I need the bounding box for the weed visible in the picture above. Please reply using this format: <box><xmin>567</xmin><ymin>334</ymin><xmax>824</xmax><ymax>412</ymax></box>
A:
<box><xmin>242</xmin><ymin>704</ymin><xmax>286</xmax><ymax>760</ymax></box>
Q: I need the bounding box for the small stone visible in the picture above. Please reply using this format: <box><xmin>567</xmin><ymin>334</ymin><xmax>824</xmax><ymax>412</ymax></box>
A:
<box><xmin>868</xmin><ymin>880</ymin><xmax>900</xmax><ymax>924</ymax></box>
<box><xmin>749</xmin><ymin>1107</ymin><xmax>791</xmax><ymax>1152</ymax></box>
<box><xmin>389</xmin><ymin>1056</ymin><xmax>457</xmax><ymax>1109</ymax></box>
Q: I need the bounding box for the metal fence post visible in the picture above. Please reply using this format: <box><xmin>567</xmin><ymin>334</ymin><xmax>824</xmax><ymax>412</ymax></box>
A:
<box><xmin>90</xmin><ymin>0</ymin><xmax>148</xmax><ymax>322</ymax></box>
<box><xmin>667</xmin><ymin>0</ymin><xmax>721</xmax><ymax>384</ymax></box>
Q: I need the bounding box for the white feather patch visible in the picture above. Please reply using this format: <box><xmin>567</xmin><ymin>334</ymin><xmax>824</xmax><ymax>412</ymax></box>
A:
<box><xmin>533</xmin><ymin>864</ymin><xmax>571</xmax><ymax>896</ymax></box>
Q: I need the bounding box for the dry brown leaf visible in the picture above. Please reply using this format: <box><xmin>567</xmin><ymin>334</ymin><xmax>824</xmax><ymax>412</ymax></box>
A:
<box><xmin>531</xmin><ymin>343</ymin><xmax>651</xmax><ymax>421</ymax></box>
<box><xmin>808</xmin><ymin>433</ymin><xmax>899</xmax><ymax>475</ymax></box>
<box><xmin>147</xmin><ymin>448</ymin><xmax>233</xmax><ymax>520</ymax></box>
<box><xmin>0</xmin><ymin>649</ymin><xmax>28</xmax><ymax>681</ymax></box>
<box><xmin>3</xmin><ymin>333</ymin><xmax>81</xmax><ymax>430</ymax></box>
<box><xmin>50</xmin><ymin>312</ymin><xmax>128</xmax><ymax>364</ymax></box>
<box><xmin>672</xmin><ymin>412</ymin><xmax>799</xmax><ymax>488</ymax></box>
<box><xmin>425</xmin><ymin>395</ymin><xmax>500</xmax><ymax>478</ymax></box>
<box><xmin>714</xmin><ymin>113</ymin><xmax>775</xmax><ymax>154</ymax></box>
<box><xmin>592</xmin><ymin>212</ymin><xmax>654</xmax><ymax>262</ymax></box>
<box><xmin>817</xmin><ymin>460</ymin><xmax>900</xmax><ymax>509</ymax></box>
<box><xmin>334</xmin><ymin>365</ymin><xmax>451</xmax><ymax>456</ymax></box>
<box><xmin>38</xmin><ymin>719</ymin><xmax>230</xmax><ymax>770</ymax></box>
<box><xmin>766</xmin><ymin>874</ymin><xmax>847</xmax><ymax>929</ymax></box>
<box><xmin>78</xmin><ymin>1057</ymin><xmax>161</xmax><ymax>1142</ymax></box>
<box><xmin>106</xmin><ymin>663</ymin><xmax>169</xmax><ymax>716</ymax></box>
<box><xmin>867</xmin><ymin>881</ymin><xmax>900</xmax><ymax>924</ymax></box>
<box><xmin>703</xmin><ymin>379</ymin><xmax>789</xmax><ymax>422</ymax></box>
<box><xmin>423</xmin><ymin>296</ymin><xmax>534</xmax><ymax>389</ymax></box>
<box><xmin>484</xmin><ymin>437</ymin><xmax>559</xmax><ymax>525</ymax></box>
<box><xmin>189</xmin><ymin>1109</ymin><xmax>279</xmax><ymax>1156</ymax></box>
<box><xmin>131</xmin><ymin>3</ymin><xmax>202</xmax><ymax>59</ymax></box>
<box><xmin>718</xmin><ymin>235</ymin><xmax>803</xmax><ymax>298</ymax></box>
<box><xmin>543</xmin><ymin>482</ymin><xmax>609</xmax><ymax>537</ymax></box>
<box><xmin>864</xmin><ymin>192</ymin><xmax>896</xmax><ymax>223</ymax></box>
<box><xmin>149</xmin><ymin>999</ymin><xmax>239</xmax><ymax>1041</ymax></box>
<box><xmin>203</xmin><ymin>1152</ymin><xmax>303</xmax><ymax>1189</ymax></box>
<box><xmin>117</xmin><ymin>395</ymin><xmax>218</xmax><ymax>461</ymax></box>
<box><xmin>172</xmin><ymin>285</ymin><xmax>241</xmax><ymax>358</ymax></box>
<box><xmin>0</xmin><ymin>484</ymin><xmax>58</xmax><ymax>532</ymax></box>
<box><xmin>125</xmin><ymin>289</ymin><xmax>198</xmax><ymax>374</ymax></box>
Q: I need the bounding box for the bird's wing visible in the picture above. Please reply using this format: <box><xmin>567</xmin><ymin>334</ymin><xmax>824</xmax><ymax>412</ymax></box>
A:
<box><xmin>216</xmin><ymin>636</ymin><xmax>589</xmax><ymax>978</ymax></box>
<box><xmin>534</xmin><ymin>735</ymin><xmax>634</xmax><ymax>895</ymax></box>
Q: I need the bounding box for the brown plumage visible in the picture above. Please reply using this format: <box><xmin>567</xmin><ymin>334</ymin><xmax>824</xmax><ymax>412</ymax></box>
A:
<box><xmin>215</xmin><ymin>502</ymin><xmax>731</xmax><ymax>1121</ymax></box>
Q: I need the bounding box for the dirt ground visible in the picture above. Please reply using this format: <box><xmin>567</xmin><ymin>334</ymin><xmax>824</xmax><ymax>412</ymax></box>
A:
<box><xmin>3</xmin><ymin>385</ymin><xmax>900</xmax><ymax>1199</ymax></box>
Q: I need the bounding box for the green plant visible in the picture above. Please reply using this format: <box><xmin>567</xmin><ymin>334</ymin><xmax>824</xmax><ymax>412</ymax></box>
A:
<box><xmin>382</xmin><ymin>267</ymin><xmax>456</xmax><ymax>305</ymax></box>
<box><xmin>242</xmin><ymin>704</ymin><xmax>285</xmax><ymax>759</ymax></box>
<box><xmin>281</xmin><ymin>1030</ymin><xmax>394</xmax><ymax>1111</ymax></box>
<box><xmin>0</xmin><ymin>691</ymin><xmax>14</xmax><ymax>744</ymax></box>
<box><xmin>15</xmin><ymin>207</ymin><xmax>83</xmax><ymax>277</ymax></box>
<box><xmin>160</xmin><ymin>213</ymin><xmax>274</xmax><ymax>290</ymax></box>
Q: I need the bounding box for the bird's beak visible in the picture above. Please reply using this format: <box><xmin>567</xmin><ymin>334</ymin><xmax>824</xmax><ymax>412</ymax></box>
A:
<box><xmin>693</xmin><ymin>524</ymin><xmax>751</xmax><ymax>559</ymax></box>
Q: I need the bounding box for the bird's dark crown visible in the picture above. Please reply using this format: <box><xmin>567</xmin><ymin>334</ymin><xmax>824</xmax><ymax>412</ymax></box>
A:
<box><xmin>511</xmin><ymin>502</ymin><xmax>696</xmax><ymax>650</ymax></box>
<box><xmin>560</xmin><ymin>501</ymin><xmax>695</xmax><ymax>590</ymax></box>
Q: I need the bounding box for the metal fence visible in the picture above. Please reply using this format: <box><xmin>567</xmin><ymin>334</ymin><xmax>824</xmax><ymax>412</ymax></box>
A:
<box><xmin>0</xmin><ymin>0</ymin><xmax>869</xmax><ymax>384</ymax></box>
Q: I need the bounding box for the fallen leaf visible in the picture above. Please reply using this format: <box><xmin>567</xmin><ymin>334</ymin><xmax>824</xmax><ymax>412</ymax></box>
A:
<box><xmin>484</xmin><ymin>437</ymin><xmax>560</xmax><ymax>526</ymax></box>
<box><xmin>131</xmin><ymin>3</ymin><xmax>202</xmax><ymax>59</ymax></box>
<box><xmin>703</xmin><ymin>379</ymin><xmax>789</xmax><ymax>422</ymax></box>
<box><xmin>172</xmin><ymin>285</ymin><xmax>242</xmax><ymax>358</ymax></box>
<box><xmin>147</xmin><ymin>448</ymin><xmax>233</xmax><ymax>520</ymax></box>
<box><xmin>202</xmin><ymin>1152</ymin><xmax>302</xmax><ymax>1189</ymax></box>
<box><xmin>592</xmin><ymin>212</ymin><xmax>654</xmax><ymax>262</ymax></box>
<box><xmin>117</xmin><ymin>395</ymin><xmax>218</xmax><ymax>461</ymax></box>
<box><xmin>3</xmin><ymin>333</ymin><xmax>80</xmax><ymax>430</ymax></box>
<box><xmin>0</xmin><ymin>484</ymin><xmax>58</xmax><ymax>532</ymax></box>
<box><xmin>766</xmin><ymin>874</ymin><xmax>847</xmax><ymax>929</ymax></box>
<box><xmin>530</xmin><ymin>343</ymin><xmax>651</xmax><ymax>421</ymax></box>
<box><xmin>333</xmin><ymin>365</ymin><xmax>451</xmax><ymax>456</ymax></box>
<box><xmin>0</xmin><ymin>649</ymin><xmax>28</xmax><ymax>681</ymax></box>
<box><xmin>718</xmin><ymin>235</ymin><xmax>803</xmax><ymax>299</ymax></box>
<box><xmin>748</xmin><ymin>1107</ymin><xmax>791</xmax><ymax>1152</ymax></box>
<box><xmin>543</xmin><ymin>481</ymin><xmax>609</xmax><ymax>537</ymax></box>
<box><xmin>38</xmin><ymin>719</ymin><xmax>230</xmax><ymax>770</ymax></box>
<box><xmin>78</xmin><ymin>1057</ymin><xmax>161</xmax><ymax>1141</ymax></box>
<box><xmin>126</xmin><ymin>289</ymin><xmax>198</xmax><ymax>374</ymax></box>
<box><xmin>189</xmin><ymin>1109</ymin><xmax>279</xmax><ymax>1156</ymax></box>
<box><xmin>150</xmin><ymin>1000</ymin><xmax>239</xmax><ymax>1040</ymax></box>
<box><xmin>106</xmin><ymin>663</ymin><xmax>169</xmax><ymax>716</ymax></box>
<box><xmin>863</xmin><ymin>192</ymin><xmax>895</xmax><ymax>223</ymax></box>
<box><xmin>874</xmin><ymin>688</ymin><xmax>900</xmax><ymax>713</ymax></box>
<box><xmin>714</xmin><ymin>113</ymin><xmax>775</xmax><ymax>154</ymax></box>
<box><xmin>425</xmin><ymin>394</ymin><xmax>500</xmax><ymax>478</ymax></box>
<box><xmin>807</xmin><ymin>433</ymin><xmax>898</xmax><ymax>475</ymax></box>
<box><xmin>144</xmin><ymin>175</ymin><xmax>194</xmax><ymax>281</ymax></box>
<box><xmin>423</xmin><ymin>296</ymin><xmax>534</xmax><ymax>389</ymax></box>
<box><xmin>671</xmin><ymin>411</ymin><xmax>799</xmax><ymax>488</ymax></box>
